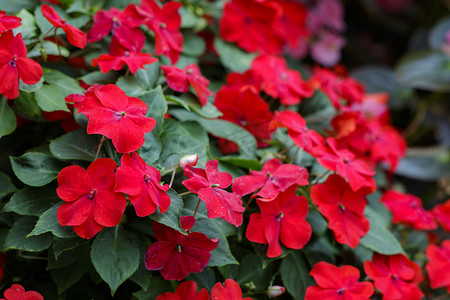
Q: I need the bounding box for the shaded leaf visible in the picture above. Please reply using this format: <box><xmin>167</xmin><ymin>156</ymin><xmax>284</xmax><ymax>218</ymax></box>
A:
<box><xmin>29</xmin><ymin>204</ymin><xmax>76</xmax><ymax>238</ymax></box>
<box><xmin>281</xmin><ymin>250</ymin><xmax>314</xmax><ymax>300</ymax></box>
<box><xmin>0</xmin><ymin>99</ymin><xmax>17</xmax><ymax>139</ymax></box>
<box><xmin>214</xmin><ymin>38</ymin><xmax>256</xmax><ymax>72</ymax></box>
<box><xmin>3</xmin><ymin>186</ymin><xmax>59</xmax><ymax>216</ymax></box>
<box><xmin>50</xmin><ymin>129</ymin><xmax>99</xmax><ymax>161</ymax></box>
<box><xmin>149</xmin><ymin>189</ymin><xmax>185</xmax><ymax>234</ymax></box>
<box><xmin>0</xmin><ymin>172</ymin><xmax>17</xmax><ymax>199</ymax></box>
<box><xmin>4</xmin><ymin>216</ymin><xmax>53</xmax><ymax>252</ymax></box>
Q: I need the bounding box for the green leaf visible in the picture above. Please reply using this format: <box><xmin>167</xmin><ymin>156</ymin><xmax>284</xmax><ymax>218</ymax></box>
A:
<box><xmin>0</xmin><ymin>99</ymin><xmax>17</xmax><ymax>139</ymax></box>
<box><xmin>217</xmin><ymin>156</ymin><xmax>261</xmax><ymax>170</ymax></box>
<box><xmin>3</xmin><ymin>216</ymin><xmax>53</xmax><ymax>252</ymax></box>
<box><xmin>428</xmin><ymin>17</ymin><xmax>450</xmax><ymax>50</ymax></box>
<box><xmin>130</xmin><ymin>247</ymin><xmax>151</xmax><ymax>292</ymax></box>
<box><xmin>50</xmin><ymin>129</ymin><xmax>99</xmax><ymax>161</ymax></box>
<box><xmin>81</xmin><ymin>71</ymin><xmax>120</xmax><ymax>85</ymax></box>
<box><xmin>149</xmin><ymin>189</ymin><xmax>185</xmax><ymax>234</ymax></box>
<box><xmin>28</xmin><ymin>41</ymin><xmax>70</xmax><ymax>58</ymax></box>
<box><xmin>116</xmin><ymin>62</ymin><xmax>160</xmax><ymax>97</ymax></box>
<box><xmin>1</xmin><ymin>0</ymin><xmax>36</xmax><ymax>14</ymax></box>
<box><xmin>3</xmin><ymin>186</ymin><xmax>59</xmax><ymax>216</ymax></box>
<box><xmin>19</xmin><ymin>77</ymin><xmax>44</xmax><ymax>93</ymax></box>
<box><xmin>50</xmin><ymin>261</ymin><xmax>87</xmax><ymax>294</ymax></box>
<box><xmin>35</xmin><ymin>85</ymin><xmax>68</xmax><ymax>112</ymax></box>
<box><xmin>0</xmin><ymin>172</ymin><xmax>17</xmax><ymax>199</ymax></box>
<box><xmin>186</xmin><ymin>267</ymin><xmax>216</xmax><ymax>290</ymax></box>
<box><xmin>166</xmin><ymin>95</ymin><xmax>222</xmax><ymax>118</ymax></box>
<box><xmin>281</xmin><ymin>251</ymin><xmax>314</xmax><ymax>300</ymax></box>
<box><xmin>141</xmin><ymin>86</ymin><xmax>167</xmax><ymax>134</ymax></box>
<box><xmin>133</xmin><ymin>277</ymin><xmax>172</xmax><ymax>300</ymax></box>
<box><xmin>91</xmin><ymin>225</ymin><xmax>140</xmax><ymax>294</ymax></box>
<box><xmin>214</xmin><ymin>38</ymin><xmax>256</xmax><ymax>72</ymax></box>
<box><xmin>139</xmin><ymin>132</ymin><xmax>161</xmax><ymax>164</ymax></box>
<box><xmin>396</xmin><ymin>51</ymin><xmax>450</xmax><ymax>92</ymax></box>
<box><xmin>183</xmin><ymin>35</ymin><xmax>206</xmax><ymax>57</ymax></box>
<box><xmin>44</xmin><ymin>68</ymin><xmax>83</xmax><ymax>98</ymax></box>
<box><xmin>156</xmin><ymin>119</ymin><xmax>209</xmax><ymax>169</ymax></box>
<box><xmin>14</xmin><ymin>92</ymin><xmax>41</xmax><ymax>118</ymax></box>
<box><xmin>14</xmin><ymin>9</ymin><xmax>37</xmax><ymax>41</ymax></box>
<box><xmin>237</xmin><ymin>254</ymin><xmax>275</xmax><ymax>290</ymax></box>
<box><xmin>306</xmin><ymin>209</ymin><xmax>328</xmax><ymax>235</ymax></box>
<box><xmin>29</xmin><ymin>204</ymin><xmax>75</xmax><ymax>238</ymax></box>
<box><xmin>53</xmin><ymin>236</ymin><xmax>89</xmax><ymax>259</ymax></box>
<box><xmin>10</xmin><ymin>152</ymin><xmax>65</xmax><ymax>187</ymax></box>
<box><xmin>359</xmin><ymin>206</ymin><xmax>404</xmax><ymax>255</ymax></box>
<box><xmin>184</xmin><ymin>198</ymin><xmax>238</xmax><ymax>267</ymax></box>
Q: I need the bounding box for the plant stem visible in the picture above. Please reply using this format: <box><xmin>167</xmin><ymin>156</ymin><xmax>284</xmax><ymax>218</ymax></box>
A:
<box><xmin>193</xmin><ymin>198</ymin><xmax>201</xmax><ymax>217</ymax></box>
<box><xmin>168</xmin><ymin>168</ymin><xmax>177</xmax><ymax>188</ymax></box>
<box><xmin>178</xmin><ymin>191</ymin><xmax>192</xmax><ymax>197</ymax></box>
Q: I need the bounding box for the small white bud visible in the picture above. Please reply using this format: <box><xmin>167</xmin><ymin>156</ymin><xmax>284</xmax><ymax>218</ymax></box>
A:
<box><xmin>268</xmin><ymin>285</ymin><xmax>285</xmax><ymax>298</ymax></box>
<box><xmin>179</xmin><ymin>154</ymin><xmax>199</xmax><ymax>169</ymax></box>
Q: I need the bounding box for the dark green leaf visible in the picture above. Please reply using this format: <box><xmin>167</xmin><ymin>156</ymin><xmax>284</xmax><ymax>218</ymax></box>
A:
<box><xmin>280</xmin><ymin>251</ymin><xmax>314</xmax><ymax>300</ymax></box>
<box><xmin>3</xmin><ymin>186</ymin><xmax>59</xmax><ymax>216</ymax></box>
<box><xmin>35</xmin><ymin>85</ymin><xmax>68</xmax><ymax>112</ymax></box>
<box><xmin>149</xmin><ymin>189</ymin><xmax>185</xmax><ymax>234</ymax></box>
<box><xmin>214</xmin><ymin>38</ymin><xmax>256</xmax><ymax>72</ymax></box>
<box><xmin>0</xmin><ymin>99</ymin><xmax>17</xmax><ymax>139</ymax></box>
<box><xmin>10</xmin><ymin>152</ymin><xmax>65</xmax><ymax>187</ymax></box>
<box><xmin>359</xmin><ymin>206</ymin><xmax>404</xmax><ymax>255</ymax></box>
<box><xmin>142</xmin><ymin>86</ymin><xmax>167</xmax><ymax>134</ymax></box>
<box><xmin>237</xmin><ymin>254</ymin><xmax>275</xmax><ymax>290</ymax></box>
<box><xmin>3</xmin><ymin>216</ymin><xmax>53</xmax><ymax>252</ymax></box>
<box><xmin>306</xmin><ymin>209</ymin><xmax>328</xmax><ymax>235</ymax></box>
<box><xmin>303</xmin><ymin>236</ymin><xmax>338</xmax><ymax>266</ymax></box>
<box><xmin>156</xmin><ymin>119</ymin><xmax>209</xmax><ymax>169</ymax></box>
<box><xmin>140</xmin><ymin>132</ymin><xmax>161</xmax><ymax>164</ymax></box>
<box><xmin>14</xmin><ymin>92</ymin><xmax>41</xmax><ymax>118</ymax></box>
<box><xmin>53</xmin><ymin>236</ymin><xmax>89</xmax><ymax>259</ymax></box>
<box><xmin>81</xmin><ymin>71</ymin><xmax>120</xmax><ymax>85</ymax></box>
<box><xmin>130</xmin><ymin>247</ymin><xmax>151</xmax><ymax>292</ymax></box>
<box><xmin>0</xmin><ymin>172</ymin><xmax>17</xmax><ymax>199</ymax></box>
<box><xmin>29</xmin><ymin>204</ymin><xmax>76</xmax><ymax>238</ymax></box>
<box><xmin>166</xmin><ymin>95</ymin><xmax>223</xmax><ymax>119</ymax></box>
<box><xmin>186</xmin><ymin>267</ymin><xmax>216</xmax><ymax>291</ymax></box>
<box><xmin>50</xmin><ymin>129</ymin><xmax>99</xmax><ymax>161</ymax></box>
<box><xmin>133</xmin><ymin>277</ymin><xmax>172</xmax><ymax>300</ymax></box>
<box><xmin>396</xmin><ymin>51</ymin><xmax>450</xmax><ymax>91</ymax></box>
<box><xmin>116</xmin><ymin>62</ymin><xmax>160</xmax><ymax>97</ymax></box>
<box><xmin>91</xmin><ymin>225</ymin><xmax>140</xmax><ymax>294</ymax></box>
<box><xmin>50</xmin><ymin>261</ymin><xmax>87</xmax><ymax>294</ymax></box>
<box><xmin>28</xmin><ymin>41</ymin><xmax>70</xmax><ymax>58</ymax></box>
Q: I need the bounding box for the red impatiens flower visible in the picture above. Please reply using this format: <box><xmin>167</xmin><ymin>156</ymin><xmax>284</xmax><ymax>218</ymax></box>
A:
<box><xmin>210</xmin><ymin>279</ymin><xmax>252</xmax><ymax>300</ymax></box>
<box><xmin>41</xmin><ymin>4</ymin><xmax>87</xmax><ymax>48</ymax></box>
<box><xmin>233</xmin><ymin>157</ymin><xmax>308</xmax><ymax>201</ymax></box>
<box><xmin>310</xmin><ymin>174</ymin><xmax>370</xmax><ymax>248</ymax></box>
<box><xmin>161</xmin><ymin>64</ymin><xmax>212</xmax><ymax>106</ymax></box>
<box><xmin>214</xmin><ymin>87</ymin><xmax>273</xmax><ymax>153</ymax></box>
<box><xmin>145</xmin><ymin>216</ymin><xmax>219</xmax><ymax>281</ymax></box>
<box><xmin>0</xmin><ymin>284</ymin><xmax>43</xmax><ymax>300</ymax></box>
<box><xmin>0</xmin><ymin>11</ymin><xmax>21</xmax><ymax>33</ymax></box>
<box><xmin>269</xmin><ymin>110</ymin><xmax>325</xmax><ymax>153</ymax></box>
<box><xmin>364</xmin><ymin>253</ymin><xmax>424</xmax><ymax>300</ymax></box>
<box><xmin>426</xmin><ymin>240</ymin><xmax>450</xmax><ymax>293</ymax></box>
<box><xmin>88</xmin><ymin>4</ymin><xmax>146</xmax><ymax>52</ymax></box>
<box><xmin>305</xmin><ymin>261</ymin><xmax>374</xmax><ymax>300</ymax></box>
<box><xmin>433</xmin><ymin>199</ymin><xmax>450</xmax><ymax>231</ymax></box>
<box><xmin>139</xmin><ymin>0</ymin><xmax>183</xmax><ymax>64</ymax></box>
<box><xmin>156</xmin><ymin>281</ymin><xmax>209</xmax><ymax>300</ymax></box>
<box><xmin>115</xmin><ymin>152</ymin><xmax>170</xmax><ymax>217</ymax></box>
<box><xmin>225</xmin><ymin>69</ymin><xmax>262</xmax><ymax>93</ymax></box>
<box><xmin>251</xmin><ymin>55</ymin><xmax>313</xmax><ymax>105</ymax></box>
<box><xmin>182</xmin><ymin>160</ymin><xmax>245</xmax><ymax>227</ymax></box>
<box><xmin>0</xmin><ymin>31</ymin><xmax>43</xmax><ymax>99</ymax></box>
<box><xmin>92</xmin><ymin>37</ymin><xmax>158</xmax><ymax>74</ymax></box>
<box><xmin>56</xmin><ymin>158</ymin><xmax>127</xmax><ymax>239</ymax></box>
<box><xmin>219</xmin><ymin>0</ymin><xmax>283</xmax><ymax>54</ymax></box>
<box><xmin>76</xmin><ymin>84</ymin><xmax>156</xmax><ymax>153</ymax></box>
<box><xmin>380</xmin><ymin>190</ymin><xmax>437</xmax><ymax>231</ymax></box>
<box><xmin>312</xmin><ymin>137</ymin><xmax>376</xmax><ymax>192</ymax></box>
<box><xmin>246</xmin><ymin>186</ymin><xmax>311</xmax><ymax>258</ymax></box>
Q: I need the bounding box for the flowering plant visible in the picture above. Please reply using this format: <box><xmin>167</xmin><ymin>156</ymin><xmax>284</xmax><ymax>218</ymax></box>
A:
<box><xmin>0</xmin><ymin>0</ymin><xmax>449</xmax><ymax>299</ymax></box>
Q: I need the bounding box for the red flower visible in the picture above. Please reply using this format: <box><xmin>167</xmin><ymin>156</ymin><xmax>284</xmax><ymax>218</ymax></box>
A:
<box><xmin>92</xmin><ymin>37</ymin><xmax>157</xmax><ymax>74</ymax></box>
<box><xmin>426</xmin><ymin>240</ymin><xmax>450</xmax><ymax>293</ymax></box>
<box><xmin>0</xmin><ymin>31</ymin><xmax>43</xmax><ymax>99</ymax></box>
<box><xmin>88</xmin><ymin>4</ymin><xmax>146</xmax><ymax>52</ymax></box>
<box><xmin>156</xmin><ymin>281</ymin><xmax>209</xmax><ymax>300</ymax></box>
<box><xmin>433</xmin><ymin>199</ymin><xmax>450</xmax><ymax>231</ymax></box>
<box><xmin>210</xmin><ymin>279</ymin><xmax>252</xmax><ymax>300</ymax></box>
<box><xmin>310</xmin><ymin>174</ymin><xmax>370</xmax><ymax>248</ymax></box>
<box><xmin>0</xmin><ymin>284</ymin><xmax>43</xmax><ymax>300</ymax></box>
<box><xmin>312</xmin><ymin>137</ymin><xmax>376</xmax><ymax>192</ymax></box>
<box><xmin>77</xmin><ymin>84</ymin><xmax>156</xmax><ymax>153</ymax></box>
<box><xmin>139</xmin><ymin>0</ymin><xmax>183</xmax><ymax>64</ymax></box>
<box><xmin>251</xmin><ymin>55</ymin><xmax>313</xmax><ymax>105</ymax></box>
<box><xmin>0</xmin><ymin>11</ymin><xmax>21</xmax><ymax>33</ymax></box>
<box><xmin>269</xmin><ymin>110</ymin><xmax>325</xmax><ymax>153</ymax></box>
<box><xmin>380</xmin><ymin>190</ymin><xmax>437</xmax><ymax>230</ymax></box>
<box><xmin>161</xmin><ymin>64</ymin><xmax>212</xmax><ymax>106</ymax></box>
<box><xmin>233</xmin><ymin>158</ymin><xmax>308</xmax><ymax>201</ymax></box>
<box><xmin>246</xmin><ymin>186</ymin><xmax>311</xmax><ymax>258</ymax></box>
<box><xmin>115</xmin><ymin>152</ymin><xmax>170</xmax><ymax>217</ymax></box>
<box><xmin>219</xmin><ymin>0</ymin><xmax>283</xmax><ymax>54</ymax></box>
<box><xmin>145</xmin><ymin>216</ymin><xmax>218</xmax><ymax>281</ymax></box>
<box><xmin>182</xmin><ymin>160</ymin><xmax>245</xmax><ymax>227</ymax></box>
<box><xmin>56</xmin><ymin>158</ymin><xmax>127</xmax><ymax>239</ymax></box>
<box><xmin>225</xmin><ymin>70</ymin><xmax>261</xmax><ymax>93</ymax></box>
<box><xmin>41</xmin><ymin>4</ymin><xmax>87</xmax><ymax>48</ymax></box>
<box><xmin>305</xmin><ymin>261</ymin><xmax>374</xmax><ymax>300</ymax></box>
<box><xmin>364</xmin><ymin>253</ymin><xmax>424</xmax><ymax>300</ymax></box>
<box><xmin>214</xmin><ymin>87</ymin><xmax>273</xmax><ymax>153</ymax></box>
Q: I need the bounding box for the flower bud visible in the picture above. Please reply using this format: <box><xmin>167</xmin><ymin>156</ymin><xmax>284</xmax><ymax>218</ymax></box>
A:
<box><xmin>268</xmin><ymin>285</ymin><xmax>285</xmax><ymax>298</ymax></box>
<box><xmin>179</xmin><ymin>154</ymin><xmax>198</xmax><ymax>169</ymax></box>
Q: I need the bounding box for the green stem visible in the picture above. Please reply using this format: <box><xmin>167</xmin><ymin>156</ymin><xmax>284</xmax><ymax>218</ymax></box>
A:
<box><xmin>312</xmin><ymin>170</ymin><xmax>331</xmax><ymax>185</ymax></box>
<box><xmin>178</xmin><ymin>191</ymin><xmax>192</xmax><ymax>197</ymax></box>
<box><xmin>193</xmin><ymin>198</ymin><xmax>201</xmax><ymax>218</ymax></box>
